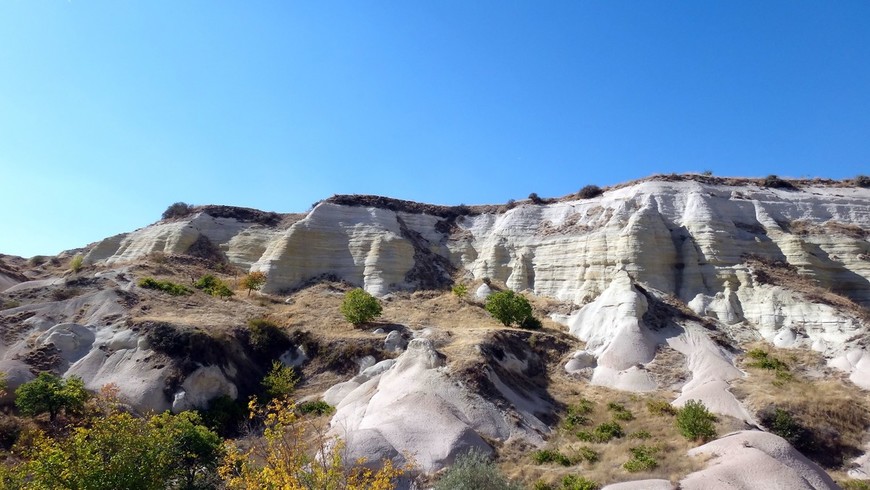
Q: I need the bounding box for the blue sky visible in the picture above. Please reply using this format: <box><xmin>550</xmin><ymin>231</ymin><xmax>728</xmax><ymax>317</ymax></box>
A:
<box><xmin>1</xmin><ymin>1</ymin><xmax>868</xmax><ymax>257</ymax></box>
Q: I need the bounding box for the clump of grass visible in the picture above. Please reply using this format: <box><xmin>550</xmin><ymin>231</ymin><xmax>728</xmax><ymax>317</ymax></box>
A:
<box><xmin>646</xmin><ymin>399</ymin><xmax>677</xmax><ymax>416</ymax></box>
<box><xmin>137</xmin><ymin>277</ymin><xmax>192</xmax><ymax>296</ymax></box>
<box><xmin>577</xmin><ymin>421</ymin><xmax>624</xmax><ymax>443</ymax></box>
<box><xmin>560</xmin><ymin>475</ymin><xmax>600</xmax><ymax>490</ymax></box>
<box><xmin>532</xmin><ymin>449</ymin><xmax>573</xmax><ymax>466</ymax></box>
<box><xmin>746</xmin><ymin>348</ymin><xmax>792</xmax><ymax>383</ymax></box>
<box><xmin>575</xmin><ymin>446</ymin><xmax>598</xmax><ymax>464</ymax></box>
<box><xmin>629</xmin><ymin>430</ymin><xmax>652</xmax><ymax>440</ymax></box>
<box><xmin>623</xmin><ymin>445</ymin><xmax>659</xmax><ymax>472</ymax></box>
<box><xmin>608</xmin><ymin>402</ymin><xmax>634</xmax><ymax>421</ymax></box>
<box><xmin>68</xmin><ymin>254</ymin><xmax>84</xmax><ymax>273</ymax></box>
<box><xmin>563</xmin><ymin>398</ymin><xmax>595</xmax><ymax>430</ymax></box>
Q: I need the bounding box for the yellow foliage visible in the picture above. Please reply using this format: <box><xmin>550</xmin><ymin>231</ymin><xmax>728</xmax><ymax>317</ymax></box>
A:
<box><xmin>219</xmin><ymin>397</ymin><xmax>403</xmax><ymax>490</ymax></box>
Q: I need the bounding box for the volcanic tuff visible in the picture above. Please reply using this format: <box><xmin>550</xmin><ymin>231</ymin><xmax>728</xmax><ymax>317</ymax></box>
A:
<box><xmin>1</xmin><ymin>174</ymin><xmax>869</xmax><ymax>488</ymax></box>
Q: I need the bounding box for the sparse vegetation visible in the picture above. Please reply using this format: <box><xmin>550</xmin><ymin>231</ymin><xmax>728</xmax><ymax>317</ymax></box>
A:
<box><xmin>675</xmin><ymin>400</ymin><xmax>717</xmax><ymax>443</ymax></box>
<box><xmin>340</xmin><ymin>288</ymin><xmax>383</xmax><ymax>326</ymax></box>
<box><xmin>28</xmin><ymin>255</ymin><xmax>47</xmax><ymax>266</ymax></box>
<box><xmin>68</xmin><ymin>254</ymin><xmax>84</xmax><ymax>273</ymax></box>
<box><xmin>607</xmin><ymin>402</ymin><xmax>634</xmax><ymax>421</ymax></box>
<box><xmin>762</xmin><ymin>174</ymin><xmax>797</xmax><ymax>190</ymax></box>
<box><xmin>532</xmin><ymin>449</ymin><xmax>573</xmax><ymax>466</ymax></box>
<box><xmin>623</xmin><ymin>445</ymin><xmax>659</xmax><ymax>472</ymax></box>
<box><xmin>563</xmin><ymin>399</ymin><xmax>595</xmax><ymax>430</ymax></box>
<box><xmin>577</xmin><ymin>421</ymin><xmax>624</xmax><ymax>443</ymax></box>
<box><xmin>646</xmin><ymin>399</ymin><xmax>677</xmax><ymax>416</ymax></box>
<box><xmin>451</xmin><ymin>283</ymin><xmax>468</xmax><ymax>299</ymax></box>
<box><xmin>138</xmin><ymin>277</ymin><xmax>193</xmax><ymax>296</ymax></box>
<box><xmin>559</xmin><ymin>475</ymin><xmax>600</xmax><ymax>490</ymax></box>
<box><xmin>239</xmin><ymin>271</ymin><xmax>267</xmax><ymax>296</ymax></box>
<box><xmin>484</xmin><ymin>290</ymin><xmax>538</xmax><ymax>328</ymax></box>
<box><xmin>434</xmin><ymin>448</ymin><xmax>523</xmax><ymax>490</ymax></box>
<box><xmin>162</xmin><ymin>201</ymin><xmax>195</xmax><ymax>220</ymax></box>
<box><xmin>745</xmin><ymin>348</ymin><xmax>792</xmax><ymax>382</ymax></box>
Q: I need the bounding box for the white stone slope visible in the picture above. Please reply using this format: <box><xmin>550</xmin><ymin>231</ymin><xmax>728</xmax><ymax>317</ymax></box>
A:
<box><xmin>326</xmin><ymin>338</ymin><xmax>546</xmax><ymax>474</ymax></box>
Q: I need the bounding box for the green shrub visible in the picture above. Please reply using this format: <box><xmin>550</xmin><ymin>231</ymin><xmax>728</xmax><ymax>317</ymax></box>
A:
<box><xmin>200</xmin><ymin>395</ymin><xmax>245</xmax><ymax>437</ymax></box>
<box><xmin>261</xmin><ymin>360</ymin><xmax>298</xmax><ymax>399</ymax></box>
<box><xmin>676</xmin><ymin>400</ymin><xmax>717</xmax><ymax>442</ymax></box>
<box><xmin>842</xmin><ymin>480</ymin><xmax>870</xmax><ymax>490</ymax></box>
<box><xmin>647</xmin><ymin>399</ymin><xmax>677</xmax><ymax>416</ymax></box>
<box><xmin>533</xmin><ymin>481</ymin><xmax>554</xmax><ymax>490</ymax></box>
<box><xmin>623</xmin><ymin>445</ymin><xmax>659</xmax><ymax>472</ymax></box>
<box><xmin>575</xmin><ymin>446</ymin><xmax>598</xmax><ymax>463</ymax></box>
<box><xmin>629</xmin><ymin>430</ymin><xmax>652</xmax><ymax>440</ymax></box>
<box><xmin>578</xmin><ymin>421</ymin><xmax>624</xmax><ymax>443</ymax></box>
<box><xmin>520</xmin><ymin>315</ymin><xmax>543</xmax><ymax>330</ymax></box>
<box><xmin>560</xmin><ymin>475</ymin><xmax>600</xmax><ymax>490</ymax></box>
<box><xmin>69</xmin><ymin>254</ymin><xmax>84</xmax><ymax>273</ymax></box>
<box><xmin>246</xmin><ymin>318</ymin><xmax>291</xmax><ymax>358</ymax></box>
<box><xmin>532</xmin><ymin>449</ymin><xmax>572</xmax><ymax>466</ymax></box>
<box><xmin>451</xmin><ymin>283</ymin><xmax>468</xmax><ymax>298</ymax></box>
<box><xmin>484</xmin><ymin>290</ymin><xmax>534</xmax><ymax>327</ymax></box>
<box><xmin>239</xmin><ymin>271</ymin><xmax>267</xmax><ymax>296</ymax></box>
<box><xmin>340</xmin><ymin>288</ymin><xmax>383</xmax><ymax>326</ymax></box>
<box><xmin>435</xmin><ymin>448</ymin><xmax>524</xmax><ymax>490</ymax></box>
<box><xmin>29</xmin><ymin>255</ymin><xmax>47</xmax><ymax>266</ymax></box>
<box><xmin>195</xmin><ymin>275</ymin><xmax>234</xmax><ymax>298</ymax></box>
<box><xmin>608</xmin><ymin>402</ymin><xmax>634</xmax><ymax>421</ymax></box>
<box><xmin>138</xmin><ymin>277</ymin><xmax>192</xmax><ymax>296</ymax></box>
<box><xmin>760</xmin><ymin>407</ymin><xmax>810</xmax><ymax>449</ymax></box>
<box><xmin>296</xmin><ymin>400</ymin><xmax>335</xmax><ymax>416</ymax></box>
<box><xmin>162</xmin><ymin>202</ymin><xmax>195</xmax><ymax>219</ymax></box>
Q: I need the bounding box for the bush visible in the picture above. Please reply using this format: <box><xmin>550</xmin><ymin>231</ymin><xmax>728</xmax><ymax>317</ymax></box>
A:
<box><xmin>577</xmin><ymin>185</ymin><xmax>603</xmax><ymax>199</ymax></box>
<box><xmin>746</xmin><ymin>348</ymin><xmax>792</xmax><ymax>382</ymax></box>
<box><xmin>138</xmin><ymin>277</ymin><xmax>192</xmax><ymax>296</ymax></box>
<box><xmin>528</xmin><ymin>192</ymin><xmax>544</xmax><ymax>204</ymax></box>
<box><xmin>434</xmin><ymin>448</ymin><xmax>524</xmax><ymax>490</ymax></box>
<box><xmin>575</xmin><ymin>446</ymin><xmax>598</xmax><ymax>463</ymax></box>
<box><xmin>608</xmin><ymin>402</ymin><xmax>634</xmax><ymax>421</ymax></box>
<box><xmin>532</xmin><ymin>449</ymin><xmax>572</xmax><ymax>466</ymax></box>
<box><xmin>560</xmin><ymin>475</ymin><xmax>600</xmax><ymax>490</ymax></box>
<box><xmin>239</xmin><ymin>271</ymin><xmax>267</xmax><ymax>296</ymax></box>
<box><xmin>261</xmin><ymin>360</ymin><xmax>298</xmax><ymax>399</ymax></box>
<box><xmin>162</xmin><ymin>202</ymin><xmax>195</xmax><ymax>220</ymax></box>
<box><xmin>485</xmin><ymin>290</ymin><xmax>534</xmax><ymax>327</ymax></box>
<box><xmin>623</xmin><ymin>445</ymin><xmax>659</xmax><ymax>472</ymax></box>
<box><xmin>855</xmin><ymin>175</ymin><xmax>870</xmax><ymax>188</ymax></box>
<box><xmin>676</xmin><ymin>400</ymin><xmax>717</xmax><ymax>442</ymax></box>
<box><xmin>200</xmin><ymin>395</ymin><xmax>246</xmax><ymax>437</ymax></box>
<box><xmin>578</xmin><ymin>421</ymin><xmax>624</xmax><ymax>443</ymax></box>
<box><xmin>195</xmin><ymin>275</ymin><xmax>234</xmax><ymax>298</ymax></box>
<box><xmin>296</xmin><ymin>400</ymin><xmax>335</xmax><ymax>416</ymax></box>
<box><xmin>340</xmin><ymin>288</ymin><xmax>383</xmax><ymax>326</ymax></box>
<box><xmin>646</xmin><ymin>399</ymin><xmax>677</xmax><ymax>416</ymax></box>
<box><xmin>69</xmin><ymin>254</ymin><xmax>84</xmax><ymax>273</ymax></box>
<box><xmin>451</xmin><ymin>283</ymin><xmax>468</xmax><ymax>298</ymax></box>
<box><xmin>520</xmin><ymin>315</ymin><xmax>543</xmax><ymax>330</ymax></box>
<box><xmin>760</xmin><ymin>407</ymin><xmax>810</xmax><ymax>449</ymax></box>
<box><xmin>15</xmin><ymin>372</ymin><xmax>89</xmax><ymax>422</ymax></box>
<box><xmin>246</xmin><ymin>318</ymin><xmax>290</xmax><ymax>356</ymax></box>
<box><xmin>29</xmin><ymin>255</ymin><xmax>47</xmax><ymax>266</ymax></box>
<box><xmin>762</xmin><ymin>174</ymin><xmax>797</xmax><ymax>190</ymax></box>
<box><xmin>629</xmin><ymin>430</ymin><xmax>652</xmax><ymax>440</ymax></box>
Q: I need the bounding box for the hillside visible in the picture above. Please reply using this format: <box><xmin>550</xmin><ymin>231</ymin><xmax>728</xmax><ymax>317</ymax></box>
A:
<box><xmin>1</xmin><ymin>174</ymin><xmax>870</xmax><ymax>489</ymax></box>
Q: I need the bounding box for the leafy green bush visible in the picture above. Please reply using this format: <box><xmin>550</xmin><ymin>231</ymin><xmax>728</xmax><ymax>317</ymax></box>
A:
<box><xmin>451</xmin><ymin>283</ymin><xmax>468</xmax><ymax>298</ymax></box>
<box><xmin>434</xmin><ymin>448</ymin><xmax>524</xmax><ymax>490</ymax></box>
<box><xmin>532</xmin><ymin>449</ymin><xmax>572</xmax><ymax>466</ymax></box>
<box><xmin>760</xmin><ymin>407</ymin><xmax>810</xmax><ymax>450</ymax></box>
<box><xmin>15</xmin><ymin>372</ymin><xmax>89</xmax><ymax>422</ymax></box>
<box><xmin>676</xmin><ymin>400</ymin><xmax>717</xmax><ymax>442</ymax></box>
<box><xmin>520</xmin><ymin>315</ymin><xmax>543</xmax><ymax>330</ymax></box>
<box><xmin>296</xmin><ymin>400</ymin><xmax>335</xmax><ymax>416</ymax></box>
<box><xmin>484</xmin><ymin>290</ymin><xmax>535</xmax><ymax>327</ymax></box>
<box><xmin>575</xmin><ymin>446</ymin><xmax>598</xmax><ymax>463</ymax></box>
<box><xmin>200</xmin><ymin>395</ymin><xmax>245</xmax><ymax>437</ymax></box>
<box><xmin>646</xmin><ymin>399</ymin><xmax>677</xmax><ymax>416</ymax></box>
<box><xmin>261</xmin><ymin>360</ymin><xmax>298</xmax><ymax>399</ymax></box>
<box><xmin>137</xmin><ymin>277</ymin><xmax>192</xmax><ymax>296</ymax></box>
<box><xmin>563</xmin><ymin>398</ymin><xmax>595</xmax><ymax>430</ymax></box>
<box><xmin>246</xmin><ymin>318</ymin><xmax>290</xmax><ymax>354</ymax></box>
<box><xmin>195</xmin><ymin>275</ymin><xmax>234</xmax><ymax>298</ymax></box>
<box><xmin>560</xmin><ymin>475</ymin><xmax>600</xmax><ymax>490</ymax></box>
<box><xmin>340</xmin><ymin>288</ymin><xmax>383</xmax><ymax>326</ymax></box>
<box><xmin>623</xmin><ymin>445</ymin><xmax>659</xmax><ymax>472</ymax></box>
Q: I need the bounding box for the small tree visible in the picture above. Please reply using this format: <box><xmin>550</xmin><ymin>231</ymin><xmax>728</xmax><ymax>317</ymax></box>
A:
<box><xmin>675</xmin><ymin>399</ymin><xmax>717</xmax><ymax>443</ymax></box>
<box><xmin>485</xmin><ymin>290</ymin><xmax>534</xmax><ymax>327</ymax></box>
<box><xmin>15</xmin><ymin>372</ymin><xmax>89</xmax><ymax>422</ymax></box>
<box><xmin>240</xmin><ymin>271</ymin><xmax>267</xmax><ymax>296</ymax></box>
<box><xmin>261</xmin><ymin>360</ymin><xmax>298</xmax><ymax>400</ymax></box>
<box><xmin>451</xmin><ymin>283</ymin><xmax>468</xmax><ymax>299</ymax></box>
<box><xmin>162</xmin><ymin>202</ymin><xmax>195</xmax><ymax>220</ymax></box>
<box><xmin>340</xmin><ymin>288</ymin><xmax>382</xmax><ymax>326</ymax></box>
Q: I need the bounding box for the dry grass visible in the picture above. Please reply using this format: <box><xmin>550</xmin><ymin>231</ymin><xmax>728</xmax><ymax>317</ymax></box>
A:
<box><xmin>497</xmin><ymin>385</ymin><xmax>724</xmax><ymax>487</ymax></box>
<box><xmin>733</xmin><ymin>344</ymin><xmax>870</xmax><ymax>468</ymax></box>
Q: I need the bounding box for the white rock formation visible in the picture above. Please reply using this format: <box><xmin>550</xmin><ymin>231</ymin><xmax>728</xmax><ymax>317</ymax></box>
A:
<box><xmin>680</xmin><ymin>431</ymin><xmax>839</xmax><ymax>490</ymax></box>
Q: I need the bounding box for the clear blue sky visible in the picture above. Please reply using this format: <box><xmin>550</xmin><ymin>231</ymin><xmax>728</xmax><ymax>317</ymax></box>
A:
<box><xmin>1</xmin><ymin>1</ymin><xmax>868</xmax><ymax>257</ymax></box>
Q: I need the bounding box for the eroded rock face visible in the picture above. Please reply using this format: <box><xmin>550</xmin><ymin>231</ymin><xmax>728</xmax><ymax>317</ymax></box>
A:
<box><xmin>327</xmin><ymin>338</ymin><xmax>542</xmax><ymax>473</ymax></box>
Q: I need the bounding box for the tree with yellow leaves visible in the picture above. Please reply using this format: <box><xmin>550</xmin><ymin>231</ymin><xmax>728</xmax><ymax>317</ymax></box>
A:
<box><xmin>219</xmin><ymin>397</ymin><xmax>403</xmax><ymax>490</ymax></box>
